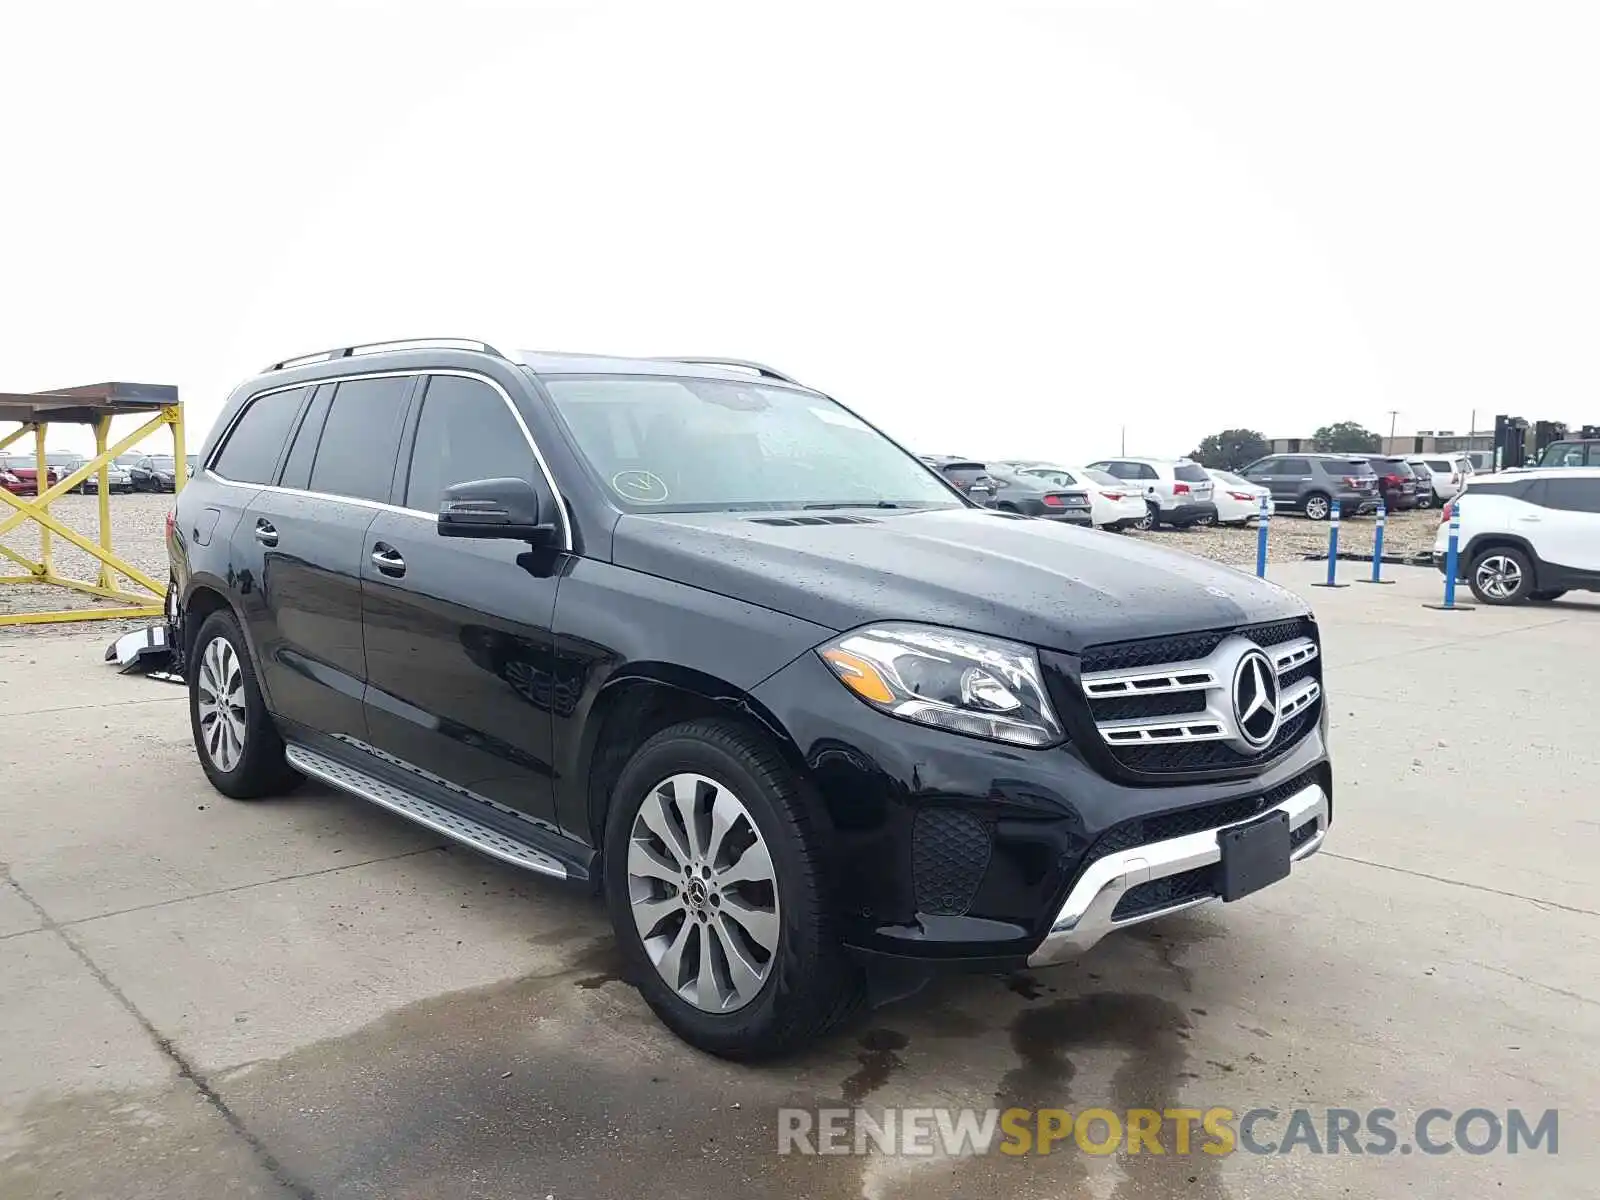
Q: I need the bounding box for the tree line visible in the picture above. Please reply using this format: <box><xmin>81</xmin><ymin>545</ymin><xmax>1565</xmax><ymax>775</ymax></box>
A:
<box><xmin>1185</xmin><ymin>422</ymin><xmax>1382</xmax><ymax>471</ymax></box>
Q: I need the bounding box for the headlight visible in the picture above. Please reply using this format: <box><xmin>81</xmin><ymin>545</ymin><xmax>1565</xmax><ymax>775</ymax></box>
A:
<box><xmin>818</xmin><ymin>623</ymin><xmax>1063</xmax><ymax>747</ymax></box>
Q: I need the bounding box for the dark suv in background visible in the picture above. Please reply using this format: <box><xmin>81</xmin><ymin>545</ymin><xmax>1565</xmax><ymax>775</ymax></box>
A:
<box><xmin>1362</xmin><ymin>456</ymin><xmax>1419</xmax><ymax>511</ymax></box>
<box><xmin>170</xmin><ymin>339</ymin><xmax>1332</xmax><ymax>1059</ymax></box>
<box><xmin>919</xmin><ymin>455</ymin><xmax>998</xmax><ymax>506</ymax></box>
<box><xmin>1241</xmin><ymin>453</ymin><xmax>1380</xmax><ymax>519</ymax></box>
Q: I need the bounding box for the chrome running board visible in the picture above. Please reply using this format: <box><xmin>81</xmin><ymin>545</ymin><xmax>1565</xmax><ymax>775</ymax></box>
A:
<box><xmin>285</xmin><ymin>744</ymin><xmax>568</xmax><ymax>879</ymax></box>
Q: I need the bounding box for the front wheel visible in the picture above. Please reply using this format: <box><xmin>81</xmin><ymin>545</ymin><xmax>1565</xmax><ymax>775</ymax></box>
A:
<box><xmin>1468</xmin><ymin>547</ymin><xmax>1534</xmax><ymax>605</ymax></box>
<box><xmin>189</xmin><ymin>610</ymin><xmax>300</xmax><ymax>798</ymax></box>
<box><xmin>603</xmin><ymin>718</ymin><xmax>862</xmax><ymax>1060</ymax></box>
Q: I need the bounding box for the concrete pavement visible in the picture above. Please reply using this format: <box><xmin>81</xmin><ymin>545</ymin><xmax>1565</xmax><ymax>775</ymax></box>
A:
<box><xmin>0</xmin><ymin>560</ymin><xmax>1594</xmax><ymax>1198</ymax></box>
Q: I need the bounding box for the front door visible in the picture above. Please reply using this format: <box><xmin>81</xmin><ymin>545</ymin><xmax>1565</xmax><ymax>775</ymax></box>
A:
<box><xmin>1528</xmin><ymin>476</ymin><xmax>1600</xmax><ymax>573</ymax></box>
<box><xmin>360</xmin><ymin>374</ymin><xmax>562</xmax><ymax>826</ymax></box>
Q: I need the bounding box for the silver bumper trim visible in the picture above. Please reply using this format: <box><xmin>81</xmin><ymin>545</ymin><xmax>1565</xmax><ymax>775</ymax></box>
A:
<box><xmin>1027</xmin><ymin>782</ymin><xmax>1328</xmax><ymax>967</ymax></box>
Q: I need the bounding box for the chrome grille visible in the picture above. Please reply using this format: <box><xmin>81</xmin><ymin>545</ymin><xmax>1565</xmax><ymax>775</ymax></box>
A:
<box><xmin>1079</xmin><ymin>618</ymin><xmax>1322</xmax><ymax>773</ymax></box>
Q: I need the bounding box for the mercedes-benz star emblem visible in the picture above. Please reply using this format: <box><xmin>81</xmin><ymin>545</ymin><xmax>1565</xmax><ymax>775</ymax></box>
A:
<box><xmin>1231</xmin><ymin>649</ymin><xmax>1281</xmax><ymax>749</ymax></box>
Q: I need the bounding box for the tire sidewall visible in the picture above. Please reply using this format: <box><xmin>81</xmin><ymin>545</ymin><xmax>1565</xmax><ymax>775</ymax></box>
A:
<box><xmin>603</xmin><ymin>724</ymin><xmax>833</xmax><ymax>1057</ymax></box>
<box><xmin>1304</xmin><ymin>493</ymin><xmax>1330</xmax><ymax>520</ymax></box>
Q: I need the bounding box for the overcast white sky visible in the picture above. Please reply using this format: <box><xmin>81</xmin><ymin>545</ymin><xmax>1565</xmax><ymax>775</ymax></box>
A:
<box><xmin>3</xmin><ymin>1</ymin><xmax>1597</xmax><ymax>461</ymax></box>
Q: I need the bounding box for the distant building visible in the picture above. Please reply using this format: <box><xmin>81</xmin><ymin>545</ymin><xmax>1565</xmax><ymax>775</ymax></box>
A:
<box><xmin>1267</xmin><ymin>431</ymin><xmax>1495</xmax><ymax>457</ymax></box>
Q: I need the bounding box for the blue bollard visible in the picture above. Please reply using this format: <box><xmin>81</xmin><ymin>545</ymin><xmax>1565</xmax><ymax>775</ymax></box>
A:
<box><xmin>1312</xmin><ymin>498</ymin><xmax>1349</xmax><ymax>588</ymax></box>
<box><xmin>1361</xmin><ymin>501</ymin><xmax>1394</xmax><ymax>584</ymax></box>
<box><xmin>1425</xmin><ymin>494</ymin><xmax>1474</xmax><ymax>610</ymax></box>
<box><xmin>1255</xmin><ymin>493</ymin><xmax>1270</xmax><ymax>577</ymax></box>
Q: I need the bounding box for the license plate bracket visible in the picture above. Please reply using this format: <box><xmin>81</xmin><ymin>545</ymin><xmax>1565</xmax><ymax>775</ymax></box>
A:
<box><xmin>1218</xmin><ymin>811</ymin><xmax>1291</xmax><ymax>902</ymax></box>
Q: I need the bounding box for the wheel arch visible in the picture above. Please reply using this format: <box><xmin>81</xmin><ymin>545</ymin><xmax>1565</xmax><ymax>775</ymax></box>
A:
<box><xmin>575</xmin><ymin>667</ymin><xmax>807</xmax><ymax>854</ymax></box>
<box><xmin>1461</xmin><ymin>533</ymin><xmax>1541</xmax><ymax>584</ymax></box>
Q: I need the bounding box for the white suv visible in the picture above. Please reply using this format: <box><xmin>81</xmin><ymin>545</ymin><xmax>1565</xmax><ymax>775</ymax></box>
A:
<box><xmin>1406</xmin><ymin>455</ymin><xmax>1470</xmax><ymax>507</ymax></box>
<box><xmin>1085</xmin><ymin>457</ymin><xmax>1218</xmax><ymax>530</ymax></box>
<box><xmin>1434</xmin><ymin>468</ymin><xmax>1600</xmax><ymax>604</ymax></box>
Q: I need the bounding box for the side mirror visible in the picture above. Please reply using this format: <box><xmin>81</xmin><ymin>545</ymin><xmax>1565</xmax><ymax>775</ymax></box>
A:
<box><xmin>437</xmin><ymin>477</ymin><xmax>557</xmax><ymax>544</ymax></box>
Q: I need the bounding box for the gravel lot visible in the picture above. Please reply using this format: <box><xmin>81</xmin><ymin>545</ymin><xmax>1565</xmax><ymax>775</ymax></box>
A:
<box><xmin>0</xmin><ymin>492</ymin><xmax>172</xmax><ymax>630</ymax></box>
<box><xmin>0</xmin><ymin>495</ymin><xmax>1442</xmax><ymax>628</ymax></box>
<box><xmin>1140</xmin><ymin>506</ymin><xmax>1440</xmax><ymax>568</ymax></box>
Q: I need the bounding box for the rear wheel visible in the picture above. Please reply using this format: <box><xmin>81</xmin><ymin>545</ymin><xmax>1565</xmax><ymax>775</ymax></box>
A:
<box><xmin>1303</xmin><ymin>493</ymin><xmax>1331</xmax><ymax>521</ymax></box>
<box><xmin>1468</xmin><ymin>547</ymin><xmax>1533</xmax><ymax>605</ymax></box>
<box><xmin>1132</xmin><ymin>502</ymin><xmax>1158</xmax><ymax>532</ymax></box>
<box><xmin>603</xmin><ymin>718</ymin><xmax>861</xmax><ymax>1060</ymax></box>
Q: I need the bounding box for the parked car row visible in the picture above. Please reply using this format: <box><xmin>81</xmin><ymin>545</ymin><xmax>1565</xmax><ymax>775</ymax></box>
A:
<box><xmin>0</xmin><ymin>452</ymin><xmax>195</xmax><ymax>495</ymax></box>
<box><xmin>917</xmin><ymin>447</ymin><xmax>1489</xmax><ymax>528</ymax></box>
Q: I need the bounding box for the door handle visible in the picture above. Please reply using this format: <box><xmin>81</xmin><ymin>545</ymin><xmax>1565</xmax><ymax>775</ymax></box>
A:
<box><xmin>371</xmin><ymin>544</ymin><xmax>406</xmax><ymax>577</ymax></box>
<box><xmin>1516</xmin><ymin>514</ymin><xmax>1541</xmax><ymax>522</ymax></box>
<box><xmin>254</xmin><ymin>519</ymin><xmax>278</xmax><ymax>547</ymax></box>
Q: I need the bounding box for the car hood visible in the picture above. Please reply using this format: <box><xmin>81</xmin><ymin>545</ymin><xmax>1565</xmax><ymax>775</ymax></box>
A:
<box><xmin>610</xmin><ymin>507</ymin><xmax>1310</xmax><ymax>654</ymax></box>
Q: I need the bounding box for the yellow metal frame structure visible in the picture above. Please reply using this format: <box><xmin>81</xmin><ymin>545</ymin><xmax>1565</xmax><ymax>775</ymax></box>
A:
<box><xmin>0</xmin><ymin>395</ymin><xmax>186</xmax><ymax>626</ymax></box>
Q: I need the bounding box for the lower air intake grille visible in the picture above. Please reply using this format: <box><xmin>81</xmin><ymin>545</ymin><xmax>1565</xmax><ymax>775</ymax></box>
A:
<box><xmin>912</xmin><ymin>808</ymin><xmax>992</xmax><ymax>916</ymax></box>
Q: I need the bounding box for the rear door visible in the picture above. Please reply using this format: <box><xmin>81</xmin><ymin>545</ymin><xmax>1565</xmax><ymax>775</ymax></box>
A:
<box><xmin>1527</xmin><ymin>476</ymin><xmax>1600</xmax><ymax>572</ymax></box>
<box><xmin>231</xmin><ymin>376</ymin><xmax>415</xmax><ymax>740</ymax></box>
<box><xmin>360</xmin><ymin>373</ymin><xmax>562</xmax><ymax>825</ymax></box>
<box><xmin>1274</xmin><ymin>457</ymin><xmax>1312</xmax><ymax>504</ymax></box>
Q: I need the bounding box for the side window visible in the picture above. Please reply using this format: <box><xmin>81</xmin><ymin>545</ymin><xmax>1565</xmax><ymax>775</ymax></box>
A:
<box><xmin>403</xmin><ymin>375</ymin><xmax>536</xmax><ymax>511</ymax></box>
<box><xmin>1104</xmin><ymin>462</ymin><xmax>1133</xmax><ymax>479</ymax></box>
<box><xmin>1137</xmin><ymin>464</ymin><xmax>1160</xmax><ymax>480</ymax></box>
<box><xmin>307</xmin><ymin>377</ymin><xmax>413</xmax><ymax>503</ymax></box>
<box><xmin>1539</xmin><ymin>477</ymin><xmax>1600</xmax><ymax>514</ymax></box>
<box><xmin>211</xmin><ymin>387</ymin><xmax>309</xmax><ymax>484</ymax></box>
<box><xmin>1280</xmin><ymin>457</ymin><xmax>1310</xmax><ymax>474</ymax></box>
<box><xmin>278</xmin><ymin>384</ymin><xmax>335</xmax><ymax>491</ymax></box>
<box><xmin>1246</xmin><ymin>458</ymin><xmax>1278</xmax><ymax>474</ymax></box>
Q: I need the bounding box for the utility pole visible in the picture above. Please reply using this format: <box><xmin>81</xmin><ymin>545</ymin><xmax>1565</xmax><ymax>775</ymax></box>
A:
<box><xmin>1387</xmin><ymin>410</ymin><xmax>1399</xmax><ymax>451</ymax></box>
<box><xmin>1120</xmin><ymin>425</ymin><xmax>1126</xmax><ymax>455</ymax></box>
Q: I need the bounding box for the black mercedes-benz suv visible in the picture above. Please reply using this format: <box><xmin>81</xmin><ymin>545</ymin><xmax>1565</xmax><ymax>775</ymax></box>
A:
<box><xmin>169</xmin><ymin>339</ymin><xmax>1332</xmax><ymax>1059</ymax></box>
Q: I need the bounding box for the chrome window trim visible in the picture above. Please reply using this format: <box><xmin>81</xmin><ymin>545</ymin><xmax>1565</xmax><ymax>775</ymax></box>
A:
<box><xmin>206</xmin><ymin>367</ymin><xmax>571</xmax><ymax>552</ymax></box>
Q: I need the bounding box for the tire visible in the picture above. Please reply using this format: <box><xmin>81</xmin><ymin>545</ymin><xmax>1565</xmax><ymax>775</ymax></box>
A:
<box><xmin>1468</xmin><ymin>547</ymin><xmax>1534</xmax><ymax>605</ymax></box>
<box><xmin>188</xmin><ymin>609</ymin><xmax>300</xmax><ymax>798</ymax></box>
<box><xmin>1530</xmin><ymin>589</ymin><xmax>1567</xmax><ymax>603</ymax></box>
<box><xmin>1132</xmin><ymin>502</ymin><xmax>1158</xmax><ymax>532</ymax></box>
<box><xmin>603</xmin><ymin>717</ymin><xmax>862</xmax><ymax>1060</ymax></box>
<box><xmin>1415</xmin><ymin>493</ymin><xmax>1432</xmax><ymax>510</ymax></box>
<box><xmin>1302</xmin><ymin>493</ymin><xmax>1331</xmax><ymax>521</ymax></box>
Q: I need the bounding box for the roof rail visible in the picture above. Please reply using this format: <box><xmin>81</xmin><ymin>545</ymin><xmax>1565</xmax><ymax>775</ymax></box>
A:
<box><xmin>650</xmin><ymin>357</ymin><xmax>803</xmax><ymax>386</ymax></box>
<box><xmin>264</xmin><ymin>338</ymin><xmax>513</xmax><ymax>373</ymax></box>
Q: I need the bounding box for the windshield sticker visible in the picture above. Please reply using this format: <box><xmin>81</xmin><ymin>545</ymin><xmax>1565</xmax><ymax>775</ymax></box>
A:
<box><xmin>810</xmin><ymin>408</ymin><xmax>872</xmax><ymax>432</ymax></box>
<box><xmin>611</xmin><ymin>470</ymin><xmax>670</xmax><ymax>504</ymax></box>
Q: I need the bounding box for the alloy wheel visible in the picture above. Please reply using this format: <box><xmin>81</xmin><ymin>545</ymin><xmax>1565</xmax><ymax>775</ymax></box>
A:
<box><xmin>1304</xmin><ymin>495</ymin><xmax>1330</xmax><ymax>520</ymax></box>
<box><xmin>626</xmin><ymin>772</ymin><xmax>780</xmax><ymax>1013</ymax></box>
<box><xmin>1474</xmin><ymin>554</ymin><xmax>1523</xmax><ymax>601</ymax></box>
<box><xmin>196</xmin><ymin>636</ymin><xmax>247</xmax><ymax>772</ymax></box>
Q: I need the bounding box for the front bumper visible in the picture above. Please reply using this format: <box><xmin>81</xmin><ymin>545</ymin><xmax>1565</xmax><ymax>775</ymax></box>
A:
<box><xmin>1028</xmin><ymin>781</ymin><xmax>1328</xmax><ymax>966</ymax></box>
<box><xmin>751</xmin><ymin>650</ymin><xmax>1331</xmax><ymax>965</ymax></box>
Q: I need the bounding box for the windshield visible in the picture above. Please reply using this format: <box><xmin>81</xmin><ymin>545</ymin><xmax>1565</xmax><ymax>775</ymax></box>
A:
<box><xmin>542</xmin><ymin>376</ymin><xmax>962</xmax><ymax>512</ymax></box>
<box><xmin>148</xmin><ymin>456</ymin><xmax>175</xmax><ymax>470</ymax></box>
<box><xmin>1374</xmin><ymin>459</ymin><xmax>1414</xmax><ymax>477</ymax></box>
<box><xmin>1539</xmin><ymin>441</ymin><xmax>1592</xmax><ymax>467</ymax></box>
